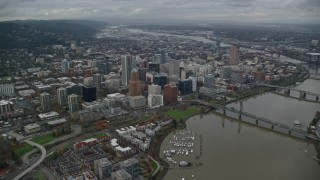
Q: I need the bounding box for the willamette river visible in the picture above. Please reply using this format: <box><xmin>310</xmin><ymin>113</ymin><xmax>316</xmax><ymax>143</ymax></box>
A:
<box><xmin>162</xmin><ymin>79</ymin><xmax>320</xmax><ymax>180</ymax></box>
<box><xmin>127</xmin><ymin>28</ymin><xmax>320</xmax><ymax>179</ymax></box>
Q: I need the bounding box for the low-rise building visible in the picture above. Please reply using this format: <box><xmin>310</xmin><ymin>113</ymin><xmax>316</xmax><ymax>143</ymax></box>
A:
<box><xmin>111</xmin><ymin>169</ymin><xmax>132</xmax><ymax>180</ymax></box>
<box><xmin>24</xmin><ymin>123</ymin><xmax>41</xmax><ymax>134</ymax></box>
<box><xmin>80</xmin><ymin>111</ymin><xmax>104</xmax><ymax>124</ymax></box>
<box><xmin>119</xmin><ymin>158</ymin><xmax>139</xmax><ymax>178</ymax></box>
<box><xmin>38</xmin><ymin>111</ymin><xmax>59</xmax><ymax>121</ymax></box>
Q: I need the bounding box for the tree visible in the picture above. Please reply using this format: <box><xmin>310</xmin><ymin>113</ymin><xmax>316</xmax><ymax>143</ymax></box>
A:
<box><xmin>172</xmin><ymin>119</ymin><xmax>177</xmax><ymax>127</ymax></box>
<box><xmin>180</xmin><ymin>118</ymin><xmax>183</xmax><ymax>124</ymax></box>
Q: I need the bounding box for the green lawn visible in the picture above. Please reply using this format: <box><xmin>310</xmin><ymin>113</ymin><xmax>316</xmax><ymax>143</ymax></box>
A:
<box><xmin>15</xmin><ymin>134</ymin><xmax>56</xmax><ymax>157</ymax></box>
<box><xmin>151</xmin><ymin>159</ymin><xmax>158</xmax><ymax>170</ymax></box>
<box><xmin>15</xmin><ymin>144</ymin><xmax>33</xmax><ymax>157</ymax></box>
<box><xmin>32</xmin><ymin>170</ymin><xmax>46</xmax><ymax>180</ymax></box>
<box><xmin>32</xmin><ymin>134</ymin><xmax>56</xmax><ymax>144</ymax></box>
<box><xmin>164</xmin><ymin>107</ymin><xmax>200</xmax><ymax>121</ymax></box>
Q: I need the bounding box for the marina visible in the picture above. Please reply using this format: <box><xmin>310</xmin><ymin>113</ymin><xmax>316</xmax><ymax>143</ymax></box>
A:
<box><xmin>160</xmin><ymin>130</ymin><xmax>202</xmax><ymax>168</ymax></box>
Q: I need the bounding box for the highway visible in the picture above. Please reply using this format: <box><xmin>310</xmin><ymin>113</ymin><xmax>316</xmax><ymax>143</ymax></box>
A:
<box><xmin>13</xmin><ymin>140</ymin><xmax>46</xmax><ymax>180</ymax></box>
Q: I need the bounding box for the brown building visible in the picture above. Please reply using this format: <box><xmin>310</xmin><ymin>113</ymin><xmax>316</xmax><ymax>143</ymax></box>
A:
<box><xmin>163</xmin><ymin>84</ymin><xmax>178</xmax><ymax>105</ymax></box>
<box><xmin>128</xmin><ymin>69</ymin><xmax>141</xmax><ymax>96</ymax></box>
<box><xmin>229</xmin><ymin>46</ymin><xmax>239</xmax><ymax>65</ymax></box>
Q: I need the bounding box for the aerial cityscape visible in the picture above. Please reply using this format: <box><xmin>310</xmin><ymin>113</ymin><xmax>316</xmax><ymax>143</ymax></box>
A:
<box><xmin>0</xmin><ymin>0</ymin><xmax>320</xmax><ymax>180</ymax></box>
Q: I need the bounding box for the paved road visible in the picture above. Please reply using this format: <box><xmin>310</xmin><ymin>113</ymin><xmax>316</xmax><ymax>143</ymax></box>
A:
<box><xmin>13</xmin><ymin>140</ymin><xmax>46</xmax><ymax>180</ymax></box>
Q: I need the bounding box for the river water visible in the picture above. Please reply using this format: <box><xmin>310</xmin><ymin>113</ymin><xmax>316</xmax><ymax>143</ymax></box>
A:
<box><xmin>126</xmin><ymin>28</ymin><xmax>320</xmax><ymax>179</ymax></box>
<box><xmin>162</xmin><ymin>78</ymin><xmax>320</xmax><ymax>180</ymax></box>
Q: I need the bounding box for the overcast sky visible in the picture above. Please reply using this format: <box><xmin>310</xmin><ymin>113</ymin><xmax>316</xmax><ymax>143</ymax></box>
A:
<box><xmin>0</xmin><ymin>0</ymin><xmax>320</xmax><ymax>24</ymax></box>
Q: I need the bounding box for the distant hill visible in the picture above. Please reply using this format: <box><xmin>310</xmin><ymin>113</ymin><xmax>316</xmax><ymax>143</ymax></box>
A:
<box><xmin>0</xmin><ymin>19</ymin><xmax>109</xmax><ymax>49</ymax></box>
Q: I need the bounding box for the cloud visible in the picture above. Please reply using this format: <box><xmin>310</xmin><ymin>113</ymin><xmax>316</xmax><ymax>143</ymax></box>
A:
<box><xmin>0</xmin><ymin>0</ymin><xmax>319</xmax><ymax>24</ymax></box>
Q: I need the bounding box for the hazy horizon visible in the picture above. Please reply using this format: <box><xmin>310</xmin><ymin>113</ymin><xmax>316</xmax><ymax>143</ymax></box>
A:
<box><xmin>0</xmin><ymin>0</ymin><xmax>320</xmax><ymax>25</ymax></box>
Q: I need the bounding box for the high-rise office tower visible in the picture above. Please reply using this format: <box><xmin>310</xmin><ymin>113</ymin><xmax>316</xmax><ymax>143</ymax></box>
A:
<box><xmin>121</xmin><ymin>55</ymin><xmax>133</xmax><ymax>87</ymax></box>
<box><xmin>160</xmin><ymin>50</ymin><xmax>166</xmax><ymax>64</ymax></box>
<box><xmin>149</xmin><ymin>63</ymin><xmax>160</xmax><ymax>73</ymax></box>
<box><xmin>153</xmin><ymin>54</ymin><xmax>162</xmax><ymax>64</ymax></box>
<box><xmin>163</xmin><ymin>84</ymin><xmax>178</xmax><ymax>105</ymax></box>
<box><xmin>97</xmin><ymin>61</ymin><xmax>108</xmax><ymax>75</ymax></box>
<box><xmin>82</xmin><ymin>86</ymin><xmax>96</xmax><ymax>102</ymax></box>
<box><xmin>61</xmin><ymin>59</ymin><xmax>69</xmax><ymax>73</ymax></box>
<box><xmin>128</xmin><ymin>69</ymin><xmax>141</xmax><ymax>96</ymax></box>
<box><xmin>169</xmin><ymin>60</ymin><xmax>180</xmax><ymax>77</ymax></box>
<box><xmin>204</xmin><ymin>74</ymin><xmax>215</xmax><ymax>88</ymax></box>
<box><xmin>40</xmin><ymin>92</ymin><xmax>50</xmax><ymax>112</ymax></box>
<box><xmin>229</xmin><ymin>46</ymin><xmax>239</xmax><ymax>65</ymax></box>
<box><xmin>57</xmin><ymin>87</ymin><xmax>68</xmax><ymax>107</ymax></box>
<box><xmin>138</xmin><ymin>68</ymin><xmax>150</xmax><ymax>82</ymax></box>
<box><xmin>148</xmin><ymin>84</ymin><xmax>161</xmax><ymax>95</ymax></box>
<box><xmin>179</xmin><ymin>79</ymin><xmax>193</xmax><ymax>95</ymax></box>
<box><xmin>93</xmin><ymin>73</ymin><xmax>102</xmax><ymax>90</ymax></box>
<box><xmin>68</xmin><ymin>94</ymin><xmax>79</xmax><ymax>112</ymax></box>
<box><xmin>153</xmin><ymin>73</ymin><xmax>168</xmax><ymax>90</ymax></box>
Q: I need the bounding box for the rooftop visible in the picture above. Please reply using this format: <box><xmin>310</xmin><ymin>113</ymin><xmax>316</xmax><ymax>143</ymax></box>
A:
<box><xmin>38</xmin><ymin>111</ymin><xmax>59</xmax><ymax>118</ymax></box>
<box><xmin>25</xmin><ymin>123</ymin><xmax>40</xmax><ymax>129</ymax></box>
<box><xmin>47</xmin><ymin>118</ymin><xmax>67</xmax><ymax>126</ymax></box>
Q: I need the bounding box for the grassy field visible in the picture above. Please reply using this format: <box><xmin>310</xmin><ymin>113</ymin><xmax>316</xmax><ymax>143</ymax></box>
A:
<box><xmin>15</xmin><ymin>144</ymin><xmax>33</xmax><ymax>157</ymax></box>
<box><xmin>32</xmin><ymin>170</ymin><xmax>46</xmax><ymax>180</ymax></box>
<box><xmin>164</xmin><ymin>106</ymin><xmax>200</xmax><ymax>121</ymax></box>
<box><xmin>15</xmin><ymin>133</ymin><xmax>56</xmax><ymax>157</ymax></box>
<box><xmin>32</xmin><ymin>134</ymin><xmax>56</xmax><ymax>144</ymax></box>
<box><xmin>151</xmin><ymin>159</ymin><xmax>158</xmax><ymax>170</ymax></box>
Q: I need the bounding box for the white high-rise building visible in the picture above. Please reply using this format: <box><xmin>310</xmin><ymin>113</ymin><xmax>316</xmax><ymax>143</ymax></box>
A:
<box><xmin>93</xmin><ymin>73</ymin><xmax>102</xmax><ymax>90</ymax></box>
<box><xmin>148</xmin><ymin>84</ymin><xmax>161</xmax><ymax>95</ymax></box>
<box><xmin>147</xmin><ymin>95</ymin><xmax>163</xmax><ymax>108</ymax></box>
<box><xmin>0</xmin><ymin>100</ymin><xmax>13</xmax><ymax>114</ymax></box>
<box><xmin>71</xmin><ymin>41</ymin><xmax>77</xmax><ymax>50</ymax></box>
<box><xmin>169</xmin><ymin>60</ymin><xmax>180</xmax><ymax>77</ymax></box>
<box><xmin>0</xmin><ymin>84</ymin><xmax>14</xmax><ymax>96</ymax></box>
<box><xmin>121</xmin><ymin>55</ymin><xmax>133</xmax><ymax>87</ymax></box>
<box><xmin>57</xmin><ymin>87</ymin><xmax>68</xmax><ymax>107</ymax></box>
<box><xmin>68</xmin><ymin>94</ymin><xmax>79</xmax><ymax>112</ymax></box>
<box><xmin>154</xmin><ymin>54</ymin><xmax>162</xmax><ymax>63</ymax></box>
<box><xmin>189</xmin><ymin>76</ymin><xmax>198</xmax><ymax>92</ymax></box>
